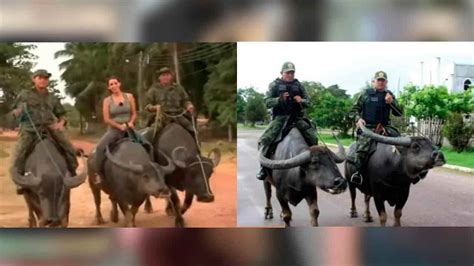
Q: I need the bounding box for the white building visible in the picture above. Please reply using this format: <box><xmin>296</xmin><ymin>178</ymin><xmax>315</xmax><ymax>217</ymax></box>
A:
<box><xmin>444</xmin><ymin>63</ymin><xmax>474</xmax><ymax>94</ymax></box>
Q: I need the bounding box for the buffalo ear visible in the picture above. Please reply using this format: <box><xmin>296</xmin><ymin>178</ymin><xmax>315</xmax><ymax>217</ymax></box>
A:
<box><xmin>208</xmin><ymin>148</ymin><xmax>221</xmax><ymax>167</ymax></box>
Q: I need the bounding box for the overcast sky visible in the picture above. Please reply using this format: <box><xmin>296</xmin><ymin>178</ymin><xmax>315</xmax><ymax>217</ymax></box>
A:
<box><xmin>237</xmin><ymin>42</ymin><xmax>474</xmax><ymax>96</ymax></box>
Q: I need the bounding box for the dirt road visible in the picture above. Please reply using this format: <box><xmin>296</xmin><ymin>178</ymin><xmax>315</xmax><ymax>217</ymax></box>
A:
<box><xmin>0</xmin><ymin>131</ymin><xmax>236</xmax><ymax>227</ymax></box>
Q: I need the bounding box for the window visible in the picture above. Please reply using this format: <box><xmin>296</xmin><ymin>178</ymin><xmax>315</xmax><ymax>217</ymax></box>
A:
<box><xmin>464</xmin><ymin>79</ymin><xmax>472</xmax><ymax>91</ymax></box>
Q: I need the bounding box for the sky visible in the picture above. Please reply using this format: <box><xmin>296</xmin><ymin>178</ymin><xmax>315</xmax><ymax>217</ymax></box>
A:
<box><xmin>237</xmin><ymin>42</ymin><xmax>474</xmax><ymax>96</ymax></box>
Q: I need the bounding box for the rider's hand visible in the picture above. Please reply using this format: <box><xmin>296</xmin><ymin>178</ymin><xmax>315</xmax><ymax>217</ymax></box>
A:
<box><xmin>281</xmin><ymin>92</ymin><xmax>289</xmax><ymax>101</ymax></box>
<box><xmin>12</xmin><ymin>107</ymin><xmax>23</xmax><ymax>117</ymax></box>
<box><xmin>293</xmin><ymin>95</ymin><xmax>302</xmax><ymax>103</ymax></box>
<box><xmin>118</xmin><ymin>124</ymin><xmax>127</xmax><ymax>131</ymax></box>
<box><xmin>356</xmin><ymin>118</ymin><xmax>366</xmax><ymax>128</ymax></box>
<box><xmin>127</xmin><ymin>121</ymin><xmax>135</xmax><ymax>128</ymax></box>
<box><xmin>49</xmin><ymin>121</ymin><xmax>65</xmax><ymax>131</ymax></box>
<box><xmin>385</xmin><ymin>93</ymin><xmax>393</xmax><ymax>104</ymax></box>
<box><xmin>186</xmin><ymin>104</ymin><xmax>195</xmax><ymax>114</ymax></box>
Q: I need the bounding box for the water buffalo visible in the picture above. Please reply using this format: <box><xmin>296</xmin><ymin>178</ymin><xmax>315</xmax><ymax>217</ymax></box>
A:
<box><xmin>10</xmin><ymin>138</ymin><xmax>87</xmax><ymax>227</ymax></box>
<box><xmin>345</xmin><ymin>125</ymin><xmax>446</xmax><ymax>226</ymax></box>
<box><xmin>259</xmin><ymin>127</ymin><xmax>347</xmax><ymax>227</ymax></box>
<box><xmin>87</xmin><ymin>139</ymin><xmax>173</xmax><ymax>227</ymax></box>
<box><xmin>141</xmin><ymin>122</ymin><xmax>221</xmax><ymax>227</ymax></box>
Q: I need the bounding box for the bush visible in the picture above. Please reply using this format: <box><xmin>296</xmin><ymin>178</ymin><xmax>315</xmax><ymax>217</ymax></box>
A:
<box><xmin>443</xmin><ymin>113</ymin><xmax>473</xmax><ymax>152</ymax></box>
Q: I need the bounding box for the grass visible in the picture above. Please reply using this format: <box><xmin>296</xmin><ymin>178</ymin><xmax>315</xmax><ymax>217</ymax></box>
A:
<box><xmin>237</xmin><ymin>123</ymin><xmax>266</xmax><ymax>130</ymax></box>
<box><xmin>318</xmin><ymin>133</ymin><xmax>355</xmax><ymax>147</ymax></box>
<box><xmin>440</xmin><ymin>147</ymin><xmax>474</xmax><ymax>169</ymax></box>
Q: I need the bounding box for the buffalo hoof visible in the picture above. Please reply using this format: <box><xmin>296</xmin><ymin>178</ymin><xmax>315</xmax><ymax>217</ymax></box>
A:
<box><xmin>110</xmin><ymin>210</ymin><xmax>119</xmax><ymax>223</ymax></box>
<box><xmin>310</xmin><ymin>219</ymin><xmax>318</xmax><ymax>227</ymax></box>
<box><xmin>29</xmin><ymin>220</ymin><xmax>37</xmax><ymax>228</ymax></box>
<box><xmin>166</xmin><ymin>205</ymin><xmax>175</xmax><ymax>216</ymax></box>
<box><xmin>349</xmin><ymin>210</ymin><xmax>358</xmax><ymax>218</ymax></box>
<box><xmin>280</xmin><ymin>213</ymin><xmax>291</xmax><ymax>227</ymax></box>
<box><xmin>363</xmin><ymin>213</ymin><xmax>373</xmax><ymax>223</ymax></box>
<box><xmin>175</xmin><ymin>217</ymin><xmax>185</xmax><ymax>227</ymax></box>
<box><xmin>96</xmin><ymin>216</ymin><xmax>105</xmax><ymax>225</ymax></box>
<box><xmin>264</xmin><ymin>207</ymin><xmax>273</xmax><ymax>219</ymax></box>
<box><xmin>180</xmin><ymin>206</ymin><xmax>189</xmax><ymax>215</ymax></box>
<box><xmin>144</xmin><ymin>204</ymin><xmax>153</xmax><ymax>214</ymax></box>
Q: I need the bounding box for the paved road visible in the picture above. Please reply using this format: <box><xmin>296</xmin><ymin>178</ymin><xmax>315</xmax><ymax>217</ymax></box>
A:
<box><xmin>238</xmin><ymin>129</ymin><xmax>474</xmax><ymax>227</ymax></box>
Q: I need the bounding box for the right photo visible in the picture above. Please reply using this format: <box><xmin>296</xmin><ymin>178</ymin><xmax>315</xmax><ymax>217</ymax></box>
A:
<box><xmin>237</xmin><ymin>42</ymin><xmax>474</xmax><ymax>227</ymax></box>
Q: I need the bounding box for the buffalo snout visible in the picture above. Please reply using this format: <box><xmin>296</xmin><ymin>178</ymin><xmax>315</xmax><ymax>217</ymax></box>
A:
<box><xmin>46</xmin><ymin>217</ymin><xmax>61</xmax><ymax>227</ymax></box>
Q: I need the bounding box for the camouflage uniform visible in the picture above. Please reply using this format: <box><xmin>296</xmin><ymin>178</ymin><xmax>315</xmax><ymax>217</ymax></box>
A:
<box><xmin>257</xmin><ymin>62</ymin><xmax>318</xmax><ymax>179</ymax></box>
<box><xmin>11</xmin><ymin>71</ymin><xmax>78</xmax><ymax>176</ymax></box>
<box><xmin>145</xmin><ymin>68</ymin><xmax>195</xmax><ymax>141</ymax></box>
<box><xmin>348</xmin><ymin>71</ymin><xmax>403</xmax><ymax>181</ymax></box>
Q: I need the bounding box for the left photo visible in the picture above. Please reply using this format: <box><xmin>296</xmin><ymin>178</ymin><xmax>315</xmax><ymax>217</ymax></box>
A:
<box><xmin>0</xmin><ymin>42</ymin><xmax>237</xmax><ymax>227</ymax></box>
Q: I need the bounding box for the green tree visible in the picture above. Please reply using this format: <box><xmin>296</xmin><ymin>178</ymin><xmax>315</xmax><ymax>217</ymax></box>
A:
<box><xmin>244</xmin><ymin>92</ymin><xmax>267</xmax><ymax>127</ymax></box>
<box><xmin>0</xmin><ymin>43</ymin><xmax>37</xmax><ymax>127</ymax></box>
<box><xmin>203</xmin><ymin>47</ymin><xmax>237</xmax><ymax>142</ymax></box>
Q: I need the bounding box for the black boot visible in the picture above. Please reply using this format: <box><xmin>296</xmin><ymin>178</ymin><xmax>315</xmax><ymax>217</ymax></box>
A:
<box><xmin>256</xmin><ymin>167</ymin><xmax>267</xmax><ymax>180</ymax></box>
<box><xmin>350</xmin><ymin>156</ymin><xmax>364</xmax><ymax>185</ymax></box>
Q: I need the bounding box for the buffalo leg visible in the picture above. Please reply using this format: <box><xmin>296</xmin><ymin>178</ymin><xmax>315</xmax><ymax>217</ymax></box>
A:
<box><xmin>144</xmin><ymin>196</ymin><xmax>153</xmax><ymax>213</ymax></box>
<box><xmin>276</xmin><ymin>193</ymin><xmax>292</xmax><ymax>227</ymax></box>
<box><xmin>363</xmin><ymin>194</ymin><xmax>373</xmax><ymax>223</ymax></box>
<box><xmin>374</xmin><ymin>195</ymin><xmax>387</xmax><ymax>226</ymax></box>
<box><xmin>117</xmin><ymin>202</ymin><xmax>134</xmax><ymax>227</ymax></box>
<box><xmin>90</xmin><ymin>184</ymin><xmax>105</xmax><ymax>225</ymax></box>
<box><xmin>263</xmin><ymin>181</ymin><xmax>273</xmax><ymax>219</ymax></box>
<box><xmin>181</xmin><ymin>192</ymin><xmax>194</xmax><ymax>215</ymax></box>
<box><xmin>305</xmin><ymin>190</ymin><xmax>319</xmax><ymax>226</ymax></box>
<box><xmin>110</xmin><ymin>199</ymin><xmax>119</xmax><ymax>223</ymax></box>
<box><xmin>349</xmin><ymin>183</ymin><xmax>358</xmax><ymax>218</ymax></box>
<box><xmin>168</xmin><ymin>188</ymin><xmax>185</xmax><ymax>227</ymax></box>
<box><xmin>23</xmin><ymin>194</ymin><xmax>37</xmax><ymax>227</ymax></box>
<box><xmin>394</xmin><ymin>189</ymin><xmax>409</xmax><ymax>227</ymax></box>
<box><xmin>130</xmin><ymin>205</ymin><xmax>139</xmax><ymax>227</ymax></box>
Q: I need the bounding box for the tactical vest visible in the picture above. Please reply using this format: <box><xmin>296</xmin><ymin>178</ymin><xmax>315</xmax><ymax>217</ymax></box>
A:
<box><xmin>272</xmin><ymin>79</ymin><xmax>304</xmax><ymax>117</ymax></box>
<box><xmin>361</xmin><ymin>88</ymin><xmax>391</xmax><ymax>125</ymax></box>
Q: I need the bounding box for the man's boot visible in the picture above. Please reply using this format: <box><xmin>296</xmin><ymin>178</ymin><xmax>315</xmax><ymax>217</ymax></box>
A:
<box><xmin>350</xmin><ymin>153</ymin><xmax>365</xmax><ymax>185</ymax></box>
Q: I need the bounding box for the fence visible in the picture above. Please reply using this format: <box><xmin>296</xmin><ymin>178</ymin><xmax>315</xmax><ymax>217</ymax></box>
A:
<box><xmin>417</xmin><ymin>118</ymin><xmax>444</xmax><ymax>146</ymax></box>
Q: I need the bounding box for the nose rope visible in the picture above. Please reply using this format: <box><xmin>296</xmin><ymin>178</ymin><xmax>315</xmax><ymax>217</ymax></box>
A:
<box><xmin>191</xmin><ymin>113</ymin><xmax>212</xmax><ymax>195</ymax></box>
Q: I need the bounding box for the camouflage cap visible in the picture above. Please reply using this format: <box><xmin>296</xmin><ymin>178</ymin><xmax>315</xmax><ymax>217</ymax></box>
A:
<box><xmin>374</xmin><ymin>70</ymin><xmax>388</xmax><ymax>80</ymax></box>
<box><xmin>32</xmin><ymin>69</ymin><xmax>52</xmax><ymax>78</ymax></box>
<box><xmin>157</xmin><ymin>67</ymin><xmax>172</xmax><ymax>75</ymax></box>
<box><xmin>281</xmin><ymin>62</ymin><xmax>296</xmax><ymax>73</ymax></box>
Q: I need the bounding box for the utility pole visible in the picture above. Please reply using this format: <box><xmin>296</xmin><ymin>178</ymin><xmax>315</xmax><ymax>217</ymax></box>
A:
<box><xmin>436</xmin><ymin>56</ymin><xmax>441</xmax><ymax>85</ymax></box>
<box><xmin>420</xmin><ymin>61</ymin><xmax>424</xmax><ymax>87</ymax></box>
<box><xmin>137</xmin><ymin>50</ymin><xmax>144</xmax><ymax>125</ymax></box>
<box><xmin>173</xmin><ymin>43</ymin><xmax>181</xmax><ymax>85</ymax></box>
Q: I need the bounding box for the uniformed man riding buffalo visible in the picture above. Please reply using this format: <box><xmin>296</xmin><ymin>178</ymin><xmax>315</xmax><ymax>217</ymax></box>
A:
<box><xmin>257</xmin><ymin>62</ymin><xmax>318</xmax><ymax>180</ymax></box>
<box><xmin>144</xmin><ymin>67</ymin><xmax>197</xmax><ymax>146</ymax></box>
<box><xmin>348</xmin><ymin>70</ymin><xmax>403</xmax><ymax>184</ymax></box>
<box><xmin>10</xmin><ymin>69</ymin><xmax>79</xmax><ymax>194</ymax></box>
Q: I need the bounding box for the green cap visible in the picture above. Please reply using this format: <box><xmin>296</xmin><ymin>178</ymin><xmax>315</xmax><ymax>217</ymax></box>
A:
<box><xmin>281</xmin><ymin>62</ymin><xmax>295</xmax><ymax>73</ymax></box>
<box><xmin>157</xmin><ymin>67</ymin><xmax>172</xmax><ymax>75</ymax></box>
<box><xmin>374</xmin><ymin>70</ymin><xmax>388</xmax><ymax>80</ymax></box>
<box><xmin>32</xmin><ymin>69</ymin><xmax>51</xmax><ymax>78</ymax></box>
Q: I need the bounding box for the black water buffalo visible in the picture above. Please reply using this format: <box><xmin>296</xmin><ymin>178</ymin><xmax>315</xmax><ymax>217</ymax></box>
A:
<box><xmin>259</xmin><ymin>127</ymin><xmax>347</xmax><ymax>227</ymax></box>
<box><xmin>141</xmin><ymin>122</ymin><xmax>221</xmax><ymax>227</ymax></box>
<box><xmin>345</xmin><ymin>125</ymin><xmax>446</xmax><ymax>226</ymax></box>
<box><xmin>87</xmin><ymin>139</ymin><xmax>174</xmax><ymax>227</ymax></box>
<box><xmin>10</xmin><ymin>138</ymin><xmax>87</xmax><ymax>227</ymax></box>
